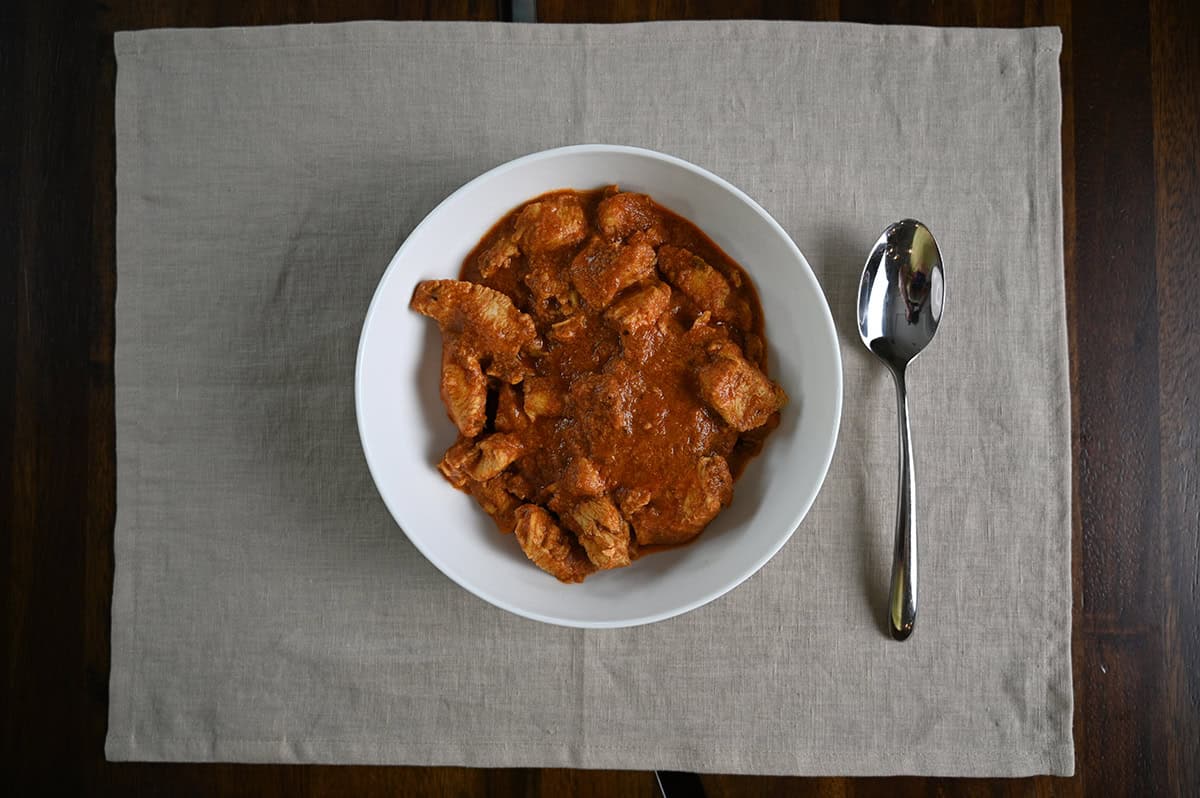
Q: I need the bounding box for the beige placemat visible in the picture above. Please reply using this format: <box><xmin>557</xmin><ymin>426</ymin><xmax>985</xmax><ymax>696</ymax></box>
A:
<box><xmin>107</xmin><ymin>21</ymin><xmax>1072</xmax><ymax>775</ymax></box>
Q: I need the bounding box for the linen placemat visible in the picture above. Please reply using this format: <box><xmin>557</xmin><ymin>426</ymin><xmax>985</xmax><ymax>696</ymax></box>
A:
<box><xmin>108</xmin><ymin>21</ymin><xmax>1072</xmax><ymax>775</ymax></box>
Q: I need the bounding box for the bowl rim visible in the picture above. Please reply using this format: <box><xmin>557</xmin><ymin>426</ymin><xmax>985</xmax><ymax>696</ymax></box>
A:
<box><xmin>355</xmin><ymin>143</ymin><xmax>844</xmax><ymax>628</ymax></box>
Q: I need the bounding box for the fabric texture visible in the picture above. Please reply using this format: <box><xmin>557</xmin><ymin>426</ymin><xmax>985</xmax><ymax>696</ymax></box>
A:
<box><xmin>108</xmin><ymin>21</ymin><xmax>1073</xmax><ymax>775</ymax></box>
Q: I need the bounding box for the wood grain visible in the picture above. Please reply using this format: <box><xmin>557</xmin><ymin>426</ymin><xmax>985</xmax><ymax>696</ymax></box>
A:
<box><xmin>6</xmin><ymin>2</ymin><xmax>97</xmax><ymax>791</ymax></box>
<box><xmin>1150</xmin><ymin>1</ymin><xmax>1200</xmax><ymax>795</ymax></box>
<box><xmin>1070</xmin><ymin>0</ymin><xmax>1165</xmax><ymax>792</ymax></box>
<box><xmin>4</xmin><ymin>0</ymin><xmax>1198</xmax><ymax>795</ymax></box>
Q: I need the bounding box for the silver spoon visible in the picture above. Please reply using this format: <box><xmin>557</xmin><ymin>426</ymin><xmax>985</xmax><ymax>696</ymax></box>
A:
<box><xmin>857</xmin><ymin>219</ymin><xmax>945</xmax><ymax>641</ymax></box>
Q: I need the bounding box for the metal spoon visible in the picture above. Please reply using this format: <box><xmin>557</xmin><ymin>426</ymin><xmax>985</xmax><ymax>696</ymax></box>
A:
<box><xmin>857</xmin><ymin>219</ymin><xmax>945</xmax><ymax>641</ymax></box>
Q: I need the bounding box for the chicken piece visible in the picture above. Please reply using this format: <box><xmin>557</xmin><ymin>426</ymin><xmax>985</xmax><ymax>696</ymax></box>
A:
<box><xmin>604</xmin><ymin>280</ymin><xmax>671</xmax><ymax>336</ymax></box>
<box><xmin>441</xmin><ymin>440</ymin><xmax>523</xmax><ymax>532</ymax></box>
<box><xmin>522</xmin><ymin>376</ymin><xmax>564</xmax><ymax>420</ymax></box>
<box><xmin>505</xmin><ymin>472</ymin><xmax>534</xmax><ymax>500</ymax></box>
<box><xmin>549</xmin><ymin>314</ymin><xmax>587</xmax><ymax>343</ymax></box>
<box><xmin>438</xmin><ymin>348</ymin><xmax>488</xmax><ymax>438</ymax></box>
<box><xmin>437</xmin><ymin>433</ymin><xmax>525</xmax><ymax>486</ymax></box>
<box><xmin>743</xmin><ymin>332</ymin><xmax>765</xmax><ymax>365</ymax></box>
<box><xmin>657</xmin><ymin>246</ymin><xmax>749</xmax><ymax>325</ymax></box>
<box><xmin>523</xmin><ymin>255</ymin><xmax>573</xmax><ymax>312</ymax></box>
<box><xmin>679</xmin><ymin>312</ymin><xmax>733</xmax><ymax>355</ymax></box>
<box><xmin>697</xmin><ymin>341</ymin><xmax>788</xmax><ymax>432</ymax></box>
<box><xmin>569</xmin><ymin>371</ymin><xmax>633</xmax><ymax>438</ymax></box>
<box><xmin>657</xmin><ymin>245</ymin><xmax>730</xmax><ymax>312</ymax></box>
<box><xmin>629</xmin><ymin>226</ymin><xmax>666</xmax><ymax>249</ymax></box>
<box><xmin>513</xmin><ymin>195</ymin><xmax>588</xmax><ymax>254</ymax></box>
<box><xmin>478</xmin><ymin>235</ymin><xmax>520</xmax><ymax>279</ymax></box>
<box><xmin>596</xmin><ymin>191</ymin><xmax>658</xmax><ymax>241</ymax></box>
<box><xmin>681</xmin><ymin>455</ymin><xmax>734</xmax><ymax>531</ymax></box>
<box><xmin>560</xmin><ymin>457</ymin><xmax>606</xmax><ymax>498</ymax></box>
<box><xmin>411</xmin><ymin>280</ymin><xmax>540</xmax><ymax>395</ymax></box>
<box><xmin>629</xmin><ymin>455</ymin><xmax>734</xmax><ymax>545</ymax></box>
<box><xmin>513</xmin><ymin>505</ymin><xmax>596</xmax><ymax>583</ymax></box>
<box><xmin>616</xmin><ymin>487</ymin><xmax>652</xmax><ymax>518</ymax></box>
<box><xmin>494</xmin><ymin>383</ymin><xmax>527</xmax><ymax>433</ymax></box>
<box><xmin>469</xmin><ymin>433</ymin><xmax>525</xmax><ymax>481</ymax></box>
<box><xmin>471</xmin><ymin>476</ymin><xmax>522</xmax><ymax>534</ymax></box>
<box><xmin>437</xmin><ymin>437</ymin><xmax>477</xmax><ymax>488</ymax></box>
<box><xmin>564</xmin><ymin>496</ymin><xmax>632</xmax><ymax>570</ymax></box>
<box><xmin>568</xmin><ymin>236</ymin><xmax>657</xmax><ymax>310</ymax></box>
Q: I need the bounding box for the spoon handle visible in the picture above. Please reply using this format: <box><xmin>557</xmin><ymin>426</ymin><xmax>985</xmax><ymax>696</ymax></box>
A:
<box><xmin>889</xmin><ymin>368</ymin><xmax>918</xmax><ymax>640</ymax></box>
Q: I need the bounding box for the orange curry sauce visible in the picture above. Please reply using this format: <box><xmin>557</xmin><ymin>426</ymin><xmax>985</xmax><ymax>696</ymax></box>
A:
<box><xmin>412</xmin><ymin>187</ymin><xmax>786</xmax><ymax>582</ymax></box>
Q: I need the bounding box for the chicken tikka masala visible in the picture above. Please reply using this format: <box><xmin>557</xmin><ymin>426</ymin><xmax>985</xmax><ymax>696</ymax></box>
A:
<box><xmin>411</xmin><ymin>187</ymin><xmax>787</xmax><ymax>583</ymax></box>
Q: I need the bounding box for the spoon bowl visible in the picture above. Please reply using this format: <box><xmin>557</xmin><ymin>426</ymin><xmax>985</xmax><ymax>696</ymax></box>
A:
<box><xmin>857</xmin><ymin>219</ymin><xmax>944</xmax><ymax>640</ymax></box>
<box><xmin>858</xmin><ymin>220</ymin><xmax>945</xmax><ymax>366</ymax></box>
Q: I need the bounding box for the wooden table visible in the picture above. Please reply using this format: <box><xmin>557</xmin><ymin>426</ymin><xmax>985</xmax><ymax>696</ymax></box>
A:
<box><xmin>5</xmin><ymin>1</ymin><xmax>1197</xmax><ymax>794</ymax></box>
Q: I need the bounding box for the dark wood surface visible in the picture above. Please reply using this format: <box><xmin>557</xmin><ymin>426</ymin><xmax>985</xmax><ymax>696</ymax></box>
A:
<box><xmin>4</xmin><ymin>0</ymin><xmax>1197</xmax><ymax>794</ymax></box>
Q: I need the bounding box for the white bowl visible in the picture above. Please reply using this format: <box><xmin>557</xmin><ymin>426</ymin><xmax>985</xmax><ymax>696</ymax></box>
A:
<box><xmin>356</xmin><ymin>145</ymin><xmax>842</xmax><ymax>628</ymax></box>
